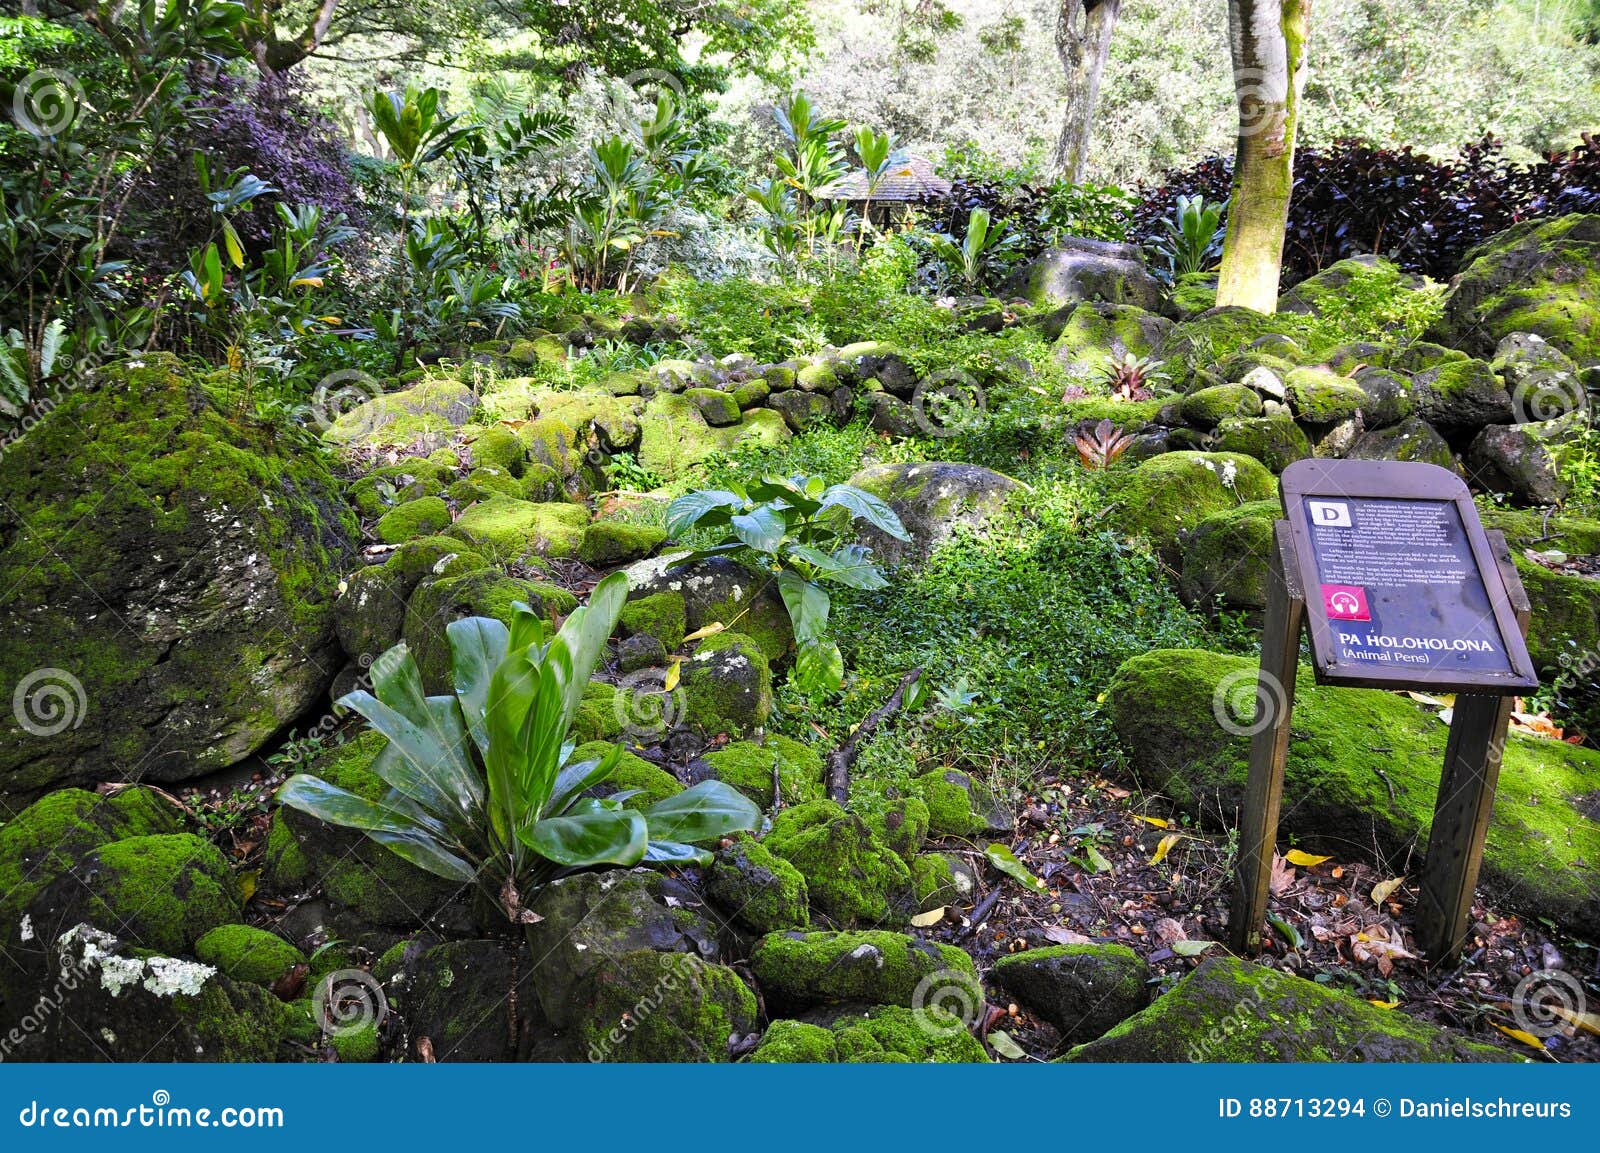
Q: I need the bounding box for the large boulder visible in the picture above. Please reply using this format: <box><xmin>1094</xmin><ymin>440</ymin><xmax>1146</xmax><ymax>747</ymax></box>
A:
<box><xmin>619</xmin><ymin>554</ymin><xmax>793</xmax><ymax>663</ymax></box>
<box><xmin>1467</xmin><ymin>414</ymin><xmax>1584</xmax><ymax>505</ymax></box>
<box><xmin>1278</xmin><ymin>255</ymin><xmax>1425</xmax><ymax>316</ymax></box>
<box><xmin>763</xmin><ymin>800</ymin><xmax>913</xmax><ymax>927</ymax></box>
<box><xmin>322</xmin><ymin>377</ymin><xmax>478</xmax><ymax>453</ymax></box>
<box><xmin>1178</xmin><ymin>500</ymin><xmax>1279</xmax><ymax>612</ymax></box>
<box><xmin>1065</xmin><ymin>956</ymin><xmax>1508</xmax><ymax>1062</ymax></box>
<box><xmin>1005</xmin><ymin>237</ymin><xmax>1164</xmax><ymax>313</ymax></box>
<box><xmin>990</xmin><ymin>943</ymin><xmax>1150</xmax><ymax>1045</ymax></box>
<box><xmin>1104</xmin><ymin>452</ymin><xmax>1277</xmax><ymax>562</ymax></box>
<box><xmin>0</xmin><ymin>357</ymin><xmax>357</xmax><ymax>798</ymax></box>
<box><xmin>636</xmin><ymin>393</ymin><xmax>790</xmax><ymax>477</ymax></box>
<box><xmin>847</xmin><ymin>462</ymin><xmax>1025</xmax><ymax>565</ymax></box>
<box><xmin>1105</xmin><ymin>648</ymin><xmax>1600</xmax><ymax>938</ymax></box>
<box><xmin>1479</xmin><ymin>508</ymin><xmax>1600</xmax><ymax>670</ymax></box>
<box><xmin>1429</xmin><ymin>214</ymin><xmax>1600</xmax><ymax>365</ymax></box>
<box><xmin>751</xmin><ymin>929</ymin><xmax>981</xmax><ymax>1012</ymax></box>
<box><xmin>1053</xmin><ymin>302</ymin><xmax>1173</xmax><ymax>378</ymax></box>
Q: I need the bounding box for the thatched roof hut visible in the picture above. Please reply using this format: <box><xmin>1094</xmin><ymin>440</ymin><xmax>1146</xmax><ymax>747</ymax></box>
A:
<box><xmin>816</xmin><ymin>154</ymin><xmax>952</xmax><ymax>206</ymax></box>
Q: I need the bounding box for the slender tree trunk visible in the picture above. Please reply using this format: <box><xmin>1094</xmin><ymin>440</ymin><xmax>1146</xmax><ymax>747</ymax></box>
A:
<box><xmin>1216</xmin><ymin>0</ymin><xmax>1312</xmax><ymax>313</ymax></box>
<box><xmin>1052</xmin><ymin>0</ymin><xmax>1122</xmax><ymax>182</ymax></box>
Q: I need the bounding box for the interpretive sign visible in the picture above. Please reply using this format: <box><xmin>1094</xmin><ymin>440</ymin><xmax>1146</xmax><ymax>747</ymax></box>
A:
<box><xmin>1228</xmin><ymin>460</ymin><xmax>1536</xmax><ymax>963</ymax></box>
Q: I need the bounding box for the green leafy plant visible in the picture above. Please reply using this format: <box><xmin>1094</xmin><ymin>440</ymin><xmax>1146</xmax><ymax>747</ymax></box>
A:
<box><xmin>926</xmin><ymin>207</ymin><xmax>1017</xmax><ymax>289</ymax></box>
<box><xmin>667</xmin><ymin>476</ymin><xmax>910</xmax><ymax>695</ymax></box>
<box><xmin>1151</xmin><ymin>193</ymin><xmax>1226</xmax><ymax>280</ymax></box>
<box><xmin>1101</xmin><ymin>353</ymin><xmax>1168</xmax><ymax>401</ymax></box>
<box><xmin>276</xmin><ymin>573</ymin><xmax>759</xmax><ymax>921</ymax></box>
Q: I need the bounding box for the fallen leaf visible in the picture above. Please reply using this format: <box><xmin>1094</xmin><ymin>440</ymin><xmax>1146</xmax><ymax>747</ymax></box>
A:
<box><xmin>1152</xmin><ymin>917</ymin><xmax>1187</xmax><ymax>945</ymax></box>
<box><xmin>1370</xmin><ymin>876</ymin><xmax>1405</xmax><ymax>905</ymax></box>
<box><xmin>663</xmin><ymin>658</ymin><xmax>683</xmax><ymax>693</ymax></box>
<box><xmin>1042</xmin><ymin>926</ymin><xmax>1093</xmax><ymax>945</ymax></box>
<box><xmin>1269</xmin><ymin>853</ymin><xmax>1296</xmax><ymax>895</ymax></box>
<box><xmin>1492</xmin><ymin>1023</ymin><xmax>1548</xmax><ymax>1052</ymax></box>
<box><xmin>985</xmin><ymin>843</ymin><xmax>1047</xmax><ymax>891</ymax></box>
<box><xmin>1084</xmin><ymin>845</ymin><xmax>1112</xmax><ymax>874</ymax></box>
<box><xmin>1267</xmin><ymin>912</ymin><xmax>1304</xmax><ymax>949</ymax></box>
<box><xmin>1149</xmin><ymin>833</ymin><xmax>1181</xmax><ymax>865</ymax></box>
<box><xmin>1368</xmin><ymin>999</ymin><xmax>1400</xmax><ymax>1009</ymax></box>
<box><xmin>1552</xmin><ymin>1006</ymin><xmax>1600</xmax><ymax>1037</ymax></box>
<box><xmin>1172</xmin><ymin>939</ymin><xmax>1217</xmax><ymax>957</ymax></box>
<box><xmin>909</xmin><ymin>907</ymin><xmax>946</xmax><ymax>927</ymax></box>
<box><xmin>1285</xmin><ymin>849</ymin><xmax>1332</xmax><ymax>867</ymax></box>
<box><xmin>987</xmin><ymin>1030</ymin><xmax>1027</xmax><ymax>1059</ymax></box>
<box><xmin>681</xmin><ymin>622</ymin><xmax>725</xmax><ymax>644</ymax></box>
<box><xmin>1132</xmin><ymin>815</ymin><xmax>1170</xmax><ymax>829</ymax></box>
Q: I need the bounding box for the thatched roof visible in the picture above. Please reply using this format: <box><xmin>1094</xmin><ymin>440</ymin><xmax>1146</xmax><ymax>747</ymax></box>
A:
<box><xmin>817</xmin><ymin>154</ymin><xmax>951</xmax><ymax>202</ymax></box>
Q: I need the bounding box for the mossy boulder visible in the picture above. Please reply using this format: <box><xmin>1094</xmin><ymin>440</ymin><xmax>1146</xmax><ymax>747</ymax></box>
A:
<box><xmin>618</xmin><ymin>589</ymin><xmax>689</xmax><ymax>650</ymax></box>
<box><xmin>686</xmin><ymin>387</ymin><xmax>742</xmax><ymax>427</ymax></box>
<box><xmin>816</xmin><ymin>1003</ymin><xmax>990</xmax><ymax>1063</ymax></box>
<box><xmin>706</xmin><ymin>836</ymin><xmax>810</xmax><ymax>934</ymax></box>
<box><xmin>1410</xmin><ymin>355</ymin><xmax>1514</xmax><ymax>432</ymax></box>
<box><xmin>1065</xmin><ymin>956</ymin><xmax>1508</xmax><ymax>1062</ymax></box>
<box><xmin>6</xmin><ymin>925</ymin><xmax>285</xmax><ymax>1061</ymax></box>
<box><xmin>915</xmin><ymin>768</ymin><xmax>1012</xmax><ymax>837</ymax></box>
<box><xmin>573</xmin><ymin>740</ymin><xmax>683</xmax><ymax>808</ymax></box>
<box><xmin>837</xmin><ymin>341</ymin><xmax>918</xmax><ymax>397</ymax></box>
<box><xmin>444</xmin><ymin>497</ymin><xmax>589</xmax><ymax>563</ymax></box>
<box><xmin>1178</xmin><ymin>499</ymin><xmax>1279</xmax><ymax>611</ymax></box>
<box><xmin>1053</xmin><ymin>302</ymin><xmax>1173</xmax><ymax>378</ymax></box>
<box><xmin>752</xmin><ymin>929</ymin><xmax>980</xmax><ymax>1012</ymax></box>
<box><xmin>396</xmin><ymin>938</ymin><xmax>549</xmax><ymax>1061</ymax></box>
<box><xmin>1345</xmin><ymin>416</ymin><xmax>1458</xmax><ymax>473</ymax></box>
<box><xmin>748</xmin><ymin>1019</ymin><xmax>838</xmax><ymax>1062</ymax></box>
<box><xmin>1349</xmin><ymin>367</ymin><xmax>1416</xmax><ymax>428</ymax></box>
<box><xmin>682</xmin><ymin>632</ymin><xmax>773</xmax><ymax>736</ymax></box>
<box><xmin>578</xmin><ymin>950</ymin><xmax>758</xmax><ymax>1062</ymax></box>
<box><xmin>1467</xmin><ymin>414</ymin><xmax>1583</xmax><ymax>505</ymax></box>
<box><xmin>1283</xmin><ymin>366</ymin><xmax>1368</xmax><ymax>425</ymax></box>
<box><xmin>848</xmin><ymin>461</ymin><xmax>1025</xmax><ymax>566</ymax></box>
<box><xmin>464</xmin><ymin>466</ymin><xmax>522</xmax><ymax>499</ymax></box>
<box><xmin>621</xmin><ymin>554</ymin><xmax>792</xmax><ymax>662</ymax></box>
<box><xmin>374</xmin><ymin>495</ymin><xmax>452</xmax><ymax>544</ymax></box>
<box><xmin>507</xmin><ymin>333</ymin><xmax>568</xmax><ymax>367</ymax></box>
<box><xmin>768</xmin><ymin>389</ymin><xmax>838</xmax><ymax>432</ymax></box>
<box><xmin>1180</xmin><ymin>383</ymin><xmax>1262</xmax><ymax>429</ymax></box>
<box><xmin>637</xmin><ymin>393</ymin><xmax>790</xmax><ymax>477</ymax></box>
<box><xmin>1279</xmin><ymin>255</ymin><xmax>1425</xmax><ymax>316</ymax></box>
<box><xmin>403</xmin><ymin>570</ymin><xmax>577</xmax><ymax>692</ymax></box>
<box><xmin>1006</xmin><ymin>238</ymin><xmax>1164</xmax><ymax>314</ymax></box>
<box><xmin>764</xmin><ymin>800</ymin><xmax>912</xmax><ymax>927</ymax></box>
<box><xmin>467</xmin><ymin>424</ymin><xmax>526</xmax><ymax>473</ymax></box>
<box><xmin>323</xmin><ymin>378</ymin><xmax>477</xmax><ymax>453</ymax></box>
<box><xmin>1211</xmin><ymin>414</ymin><xmax>1312</xmax><ymax>474</ymax></box>
<box><xmin>1430</xmin><ymin>214</ymin><xmax>1600</xmax><ymax>364</ymax></box>
<box><xmin>334</xmin><ymin>538</ymin><xmax>488</xmax><ymax>661</ymax></box>
<box><xmin>578</xmin><ymin>519</ymin><xmax>667</xmax><ymax>567</ymax></box>
<box><xmin>698</xmin><ymin>735</ymin><xmax>825</xmax><ymax>807</ymax></box>
<box><xmin>1105</xmin><ymin>451</ymin><xmax>1277</xmax><ymax>561</ymax></box>
<box><xmin>990</xmin><ymin>943</ymin><xmax>1150</xmax><ymax>1045</ymax></box>
<box><xmin>194</xmin><ymin>924</ymin><xmax>306</xmax><ymax>987</ymax></box>
<box><xmin>347</xmin><ymin>459</ymin><xmax>451</xmax><ymax>517</ymax></box>
<box><xmin>514</xmin><ymin>417</ymin><xmax>584</xmax><ymax>480</ymax></box>
<box><xmin>1166</xmin><ymin>307</ymin><xmax>1321</xmax><ymax>382</ymax></box>
<box><xmin>0</xmin><ymin>356</ymin><xmax>357</xmax><ymax>796</ymax></box>
<box><xmin>864</xmin><ymin>796</ymin><xmax>930</xmax><ymax>862</ymax></box>
<box><xmin>1167</xmin><ymin>272</ymin><xmax>1218</xmax><ymax>320</ymax></box>
<box><xmin>1105</xmin><ymin>648</ymin><xmax>1600</xmax><ymax>938</ymax></box>
<box><xmin>1480</xmin><ymin>508</ymin><xmax>1600</xmax><ymax>670</ymax></box>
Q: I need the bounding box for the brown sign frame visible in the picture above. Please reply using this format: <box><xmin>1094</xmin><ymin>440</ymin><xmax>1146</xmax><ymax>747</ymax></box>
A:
<box><xmin>1281</xmin><ymin>459</ymin><xmax>1538</xmax><ymax>694</ymax></box>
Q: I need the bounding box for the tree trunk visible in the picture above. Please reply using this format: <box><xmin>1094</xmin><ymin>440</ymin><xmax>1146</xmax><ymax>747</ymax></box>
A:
<box><xmin>1052</xmin><ymin>0</ymin><xmax>1121</xmax><ymax>183</ymax></box>
<box><xmin>1216</xmin><ymin>0</ymin><xmax>1312</xmax><ymax>313</ymax></box>
<box><xmin>242</xmin><ymin>0</ymin><xmax>342</xmax><ymax>77</ymax></box>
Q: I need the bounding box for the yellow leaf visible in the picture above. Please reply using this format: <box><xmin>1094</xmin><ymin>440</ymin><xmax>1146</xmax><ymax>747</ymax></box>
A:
<box><xmin>681</xmin><ymin>622</ymin><xmax>725</xmax><ymax>644</ymax></box>
<box><xmin>1149</xmin><ymin>833</ymin><xmax>1181</xmax><ymax>865</ymax></box>
<box><xmin>290</xmin><ymin>276</ymin><xmax>325</xmax><ymax>289</ymax></box>
<box><xmin>1368</xmin><ymin>999</ymin><xmax>1400</xmax><ymax>1009</ymax></box>
<box><xmin>1492</xmin><ymin>1023</ymin><xmax>1547</xmax><ymax>1052</ymax></box>
<box><xmin>1133</xmin><ymin>815</ymin><xmax>1169</xmax><ymax>829</ymax></box>
<box><xmin>1285</xmin><ymin>849</ymin><xmax>1332</xmax><ymax>867</ymax></box>
<box><xmin>1371</xmin><ymin>876</ymin><xmax>1405</xmax><ymax>905</ymax></box>
<box><xmin>223</xmin><ymin>222</ymin><xmax>244</xmax><ymax>269</ymax></box>
<box><xmin>237</xmin><ymin>869</ymin><xmax>259</xmax><ymax>904</ymax></box>
<box><xmin>318</xmin><ymin>315</ymin><xmax>343</xmax><ymax>324</ymax></box>
<box><xmin>909</xmin><ymin>907</ymin><xmax>946</xmax><ymax>927</ymax></box>
<box><xmin>663</xmin><ymin>659</ymin><xmax>682</xmax><ymax>693</ymax></box>
<box><xmin>1551</xmin><ymin>1006</ymin><xmax>1600</xmax><ymax>1037</ymax></box>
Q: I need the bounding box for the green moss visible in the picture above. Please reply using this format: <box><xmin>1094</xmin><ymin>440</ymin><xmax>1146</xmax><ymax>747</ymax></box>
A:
<box><xmin>707</xmin><ymin>835</ymin><xmax>810</xmax><ymax>933</ymax></box>
<box><xmin>830</xmin><ymin>1004</ymin><xmax>990</xmax><ymax>1063</ymax></box>
<box><xmin>1179</xmin><ymin>499</ymin><xmax>1279</xmax><ymax>611</ymax></box>
<box><xmin>732</xmin><ymin>379</ymin><xmax>771</xmax><ymax>408</ymax></box>
<box><xmin>748</xmin><ymin>1019</ymin><xmax>838</xmax><ymax>1062</ymax></box>
<box><xmin>375</xmin><ymin>495</ymin><xmax>452</xmax><ymax>544</ymax></box>
<box><xmin>261</xmin><ymin>810</ymin><xmax>310</xmax><ymax>891</ymax></box>
<box><xmin>686</xmin><ymin>387</ymin><xmax>741</xmax><ymax>426</ymax></box>
<box><xmin>1065</xmin><ymin>956</ymin><xmax>1508</xmax><ymax>1062</ymax></box>
<box><xmin>194</xmin><ymin>924</ymin><xmax>306</xmax><ymax>986</ymax></box>
<box><xmin>910</xmin><ymin>853</ymin><xmax>957</xmax><ymax>910</ymax></box>
<box><xmin>683</xmin><ymin>632</ymin><xmax>773</xmax><ymax>736</ymax></box>
<box><xmin>1167</xmin><ymin>306</ymin><xmax>1326</xmax><ymax>381</ymax></box>
<box><xmin>508</xmin><ymin>333</ymin><xmax>568</xmax><ymax>367</ymax></box>
<box><xmin>1052</xmin><ymin>302</ymin><xmax>1172</xmax><ymax>379</ymax></box>
<box><xmin>990</xmin><ymin>943</ymin><xmax>1149</xmax><ymax>1043</ymax></box>
<box><xmin>323</xmin><ymin>379</ymin><xmax>476</xmax><ymax>452</ymax></box>
<box><xmin>1169</xmin><ymin>273</ymin><xmax>1218</xmax><ymax>320</ymax></box>
<box><xmin>1212</xmin><ymin>414</ymin><xmax>1311</xmax><ymax>474</ymax></box>
<box><xmin>571</xmin><ymin>740</ymin><xmax>682</xmax><ymax>807</ymax></box>
<box><xmin>752</xmin><ymin>929</ymin><xmax>980</xmax><ymax>1007</ymax></box>
<box><xmin>1180</xmin><ymin>384</ymin><xmax>1262</xmax><ymax>429</ymax></box>
<box><xmin>1107</xmin><ymin>451</ymin><xmax>1277</xmax><ymax>560</ymax></box>
<box><xmin>387</xmin><ymin>536</ymin><xmax>488</xmax><ymax>584</ymax></box>
<box><xmin>796</xmin><ymin>361</ymin><xmax>839</xmax><ymax>392</ymax></box>
<box><xmin>637</xmin><ymin>393</ymin><xmax>791</xmax><ymax>477</ymax></box>
<box><xmin>403</xmin><ymin>570</ymin><xmax>577</xmax><ymax>691</ymax></box>
<box><xmin>619</xmin><ymin>591</ymin><xmax>688</xmax><ymax>650</ymax></box>
<box><xmin>1106</xmin><ymin>648</ymin><xmax>1600</xmax><ymax>938</ymax></box>
<box><xmin>1283</xmin><ymin>366</ymin><xmax>1367</xmax><ymax>424</ymax></box>
<box><xmin>331</xmin><ymin>1020</ymin><xmax>382</xmax><ymax>1062</ymax></box>
<box><xmin>468</xmin><ymin>424</ymin><xmax>526</xmax><ymax>474</ymax></box>
<box><xmin>464</xmin><ymin>466</ymin><xmax>523</xmax><ymax>499</ymax></box>
<box><xmin>579</xmin><ymin>520</ymin><xmax>668</xmax><ymax>567</ymax></box>
<box><xmin>71</xmin><ymin>833</ymin><xmax>240</xmax><ymax>954</ymax></box>
<box><xmin>573</xmin><ymin>682</ymin><xmax>624</xmax><ymax>743</ymax></box>
<box><xmin>701</xmin><ymin>735</ymin><xmax>825</xmax><ymax>807</ymax></box>
<box><xmin>347</xmin><ymin>460</ymin><xmax>450</xmax><ymax>517</ymax></box>
<box><xmin>1059</xmin><ymin>397</ymin><xmax>1166</xmax><ymax>430</ymax></box>
<box><xmin>445</xmin><ymin>497</ymin><xmax>590</xmax><ymax>562</ymax></box>
<box><xmin>515</xmin><ymin>417</ymin><xmax>582</xmax><ymax>477</ymax></box>
<box><xmin>280</xmin><ymin>998</ymin><xmax>322</xmax><ymax>1046</ymax></box>
<box><xmin>915</xmin><ymin>770</ymin><xmax>992</xmax><ymax>838</ymax></box>
<box><xmin>578</xmin><ymin>951</ymin><xmax>758</xmax><ymax>1062</ymax></box>
<box><xmin>764</xmin><ymin>799</ymin><xmax>912</xmax><ymax>926</ymax></box>
<box><xmin>520</xmin><ymin>463</ymin><xmax>564</xmax><ymax>502</ymax></box>
<box><xmin>1411</xmin><ymin>357</ymin><xmax>1511</xmax><ymax>430</ymax></box>
<box><xmin>864</xmin><ymin>797</ymin><xmax>930</xmax><ymax>862</ymax></box>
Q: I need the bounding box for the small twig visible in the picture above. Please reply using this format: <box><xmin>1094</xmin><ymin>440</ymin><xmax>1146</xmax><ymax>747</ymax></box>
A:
<box><xmin>825</xmin><ymin>668</ymin><xmax>922</xmax><ymax>804</ymax></box>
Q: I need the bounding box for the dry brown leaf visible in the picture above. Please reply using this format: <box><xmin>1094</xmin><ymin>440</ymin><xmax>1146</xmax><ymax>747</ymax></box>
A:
<box><xmin>1042</xmin><ymin>926</ymin><xmax>1093</xmax><ymax>945</ymax></box>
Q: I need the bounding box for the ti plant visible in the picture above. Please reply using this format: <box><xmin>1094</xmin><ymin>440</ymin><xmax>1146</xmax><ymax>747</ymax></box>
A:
<box><xmin>1151</xmin><ymin>193</ymin><xmax>1226</xmax><ymax>280</ymax></box>
<box><xmin>666</xmin><ymin>476</ymin><xmax>911</xmax><ymax>696</ymax></box>
<box><xmin>927</xmin><ymin>207</ymin><xmax>1016</xmax><ymax>289</ymax></box>
<box><xmin>276</xmin><ymin>573</ymin><xmax>759</xmax><ymax>923</ymax></box>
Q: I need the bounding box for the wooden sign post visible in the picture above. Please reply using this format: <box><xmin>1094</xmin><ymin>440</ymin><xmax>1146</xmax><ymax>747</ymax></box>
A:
<box><xmin>1227</xmin><ymin>460</ymin><xmax>1537</xmax><ymax>963</ymax></box>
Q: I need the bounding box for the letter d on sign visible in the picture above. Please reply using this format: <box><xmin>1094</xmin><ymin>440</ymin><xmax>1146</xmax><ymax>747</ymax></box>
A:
<box><xmin>1306</xmin><ymin>500</ymin><xmax>1352</xmax><ymax>527</ymax></box>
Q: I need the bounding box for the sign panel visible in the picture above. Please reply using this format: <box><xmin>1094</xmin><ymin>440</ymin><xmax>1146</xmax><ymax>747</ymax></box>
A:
<box><xmin>1280</xmin><ymin>460</ymin><xmax>1538</xmax><ymax>693</ymax></box>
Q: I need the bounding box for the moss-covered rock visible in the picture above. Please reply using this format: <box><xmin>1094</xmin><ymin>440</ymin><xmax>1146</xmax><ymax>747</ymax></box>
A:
<box><xmin>1181</xmin><ymin>383</ymin><xmax>1262</xmax><ymax>429</ymax></box>
<box><xmin>617</xmin><ymin>589</ymin><xmax>689</xmax><ymax>650</ymax></box>
<box><xmin>915</xmin><ymin>768</ymin><xmax>1012</xmax><ymax>838</ymax></box>
<box><xmin>1105</xmin><ymin>451</ymin><xmax>1277</xmax><ymax>561</ymax></box>
<box><xmin>1178</xmin><ymin>499</ymin><xmax>1279</xmax><ymax>611</ymax></box>
<box><xmin>768</xmin><ymin>388</ymin><xmax>839</xmax><ymax>432</ymax></box>
<box><xmin>748</xmin><ymin>1019</ymin><xmax>838</xmax><ymax>1062</ymax></box>
<box><xmin>864</xmin><ymin>797</ymin><xmax>930</xmax><ymax>863</ymax></box>
<box><xmin>1467</xmin><ymin>413</ymin><xmax>1583</xmax><ymax>505</ymax></box>
<box><xmin>1166</xmin><ymin>307</ymin><xmax>1322</xmax><ymax>382</ymax></box>
<box><xmin>375</xmin><ymin>495</ymin><xmax>452</xmax><ymax>544</ymax></box>
<box><xmin>514</xmin><ymin>417</ymin><xmax>583</xmax><ymax>480</ymax></box>
<box><xmin>467</xmin><ymin>424</ymin><xmax>526</xmax><ymax>474</ymax></box>
<box><xmin>910</xmin><ymin>852</ymin><xmax>965</xmax><ymax>910</ymax></box>
<box><xmin>334</xmin><ymin>538</ymin><xmax>489</xmax><ymax>661</ymax></box>
<box><xmin>991</xmin><ymin>943</ymin><xmax>1150</xmax><ymax>1044</ymax></box>
<box><xmin>1279</xmin><ymin>256</ymin><xmax>1425</xmax><ymax>316</ymax></box>
<box><xmin>507</xmin><ymin>333</ymin><xmax>568</xmax><ymax>367</ymax></box>
<box><xmin>0</xmin><ymin>356</ymin><xmax>357</xmax><ymax>796</ymax></box>
<box><xmin>1480</xmin><ymin>508</ymin><xmax>1600</xmax><ymax>670</ymax></box>
<box><xmin>1007</xmin><ymin>239</ymin><xmax>1164</xmax><ymax>314</ymax></box>
<box><xmin>752</xmin><ymin>929</ymin><xmax>980</xmax><ymax>1011</ymax></box>
<box><xmin>403</xmin><ymin>570</ymin><xmax>577</xmax><ymax>692</ymax></box>
<box><xmin>578</xmin><ymin>950</ymin><xmax>757</xmax><ymax>1062</ymax></box>
<box><xmin>682</xmin><ymin>632</ymin><xmax>773</xmax><ymax>736</ymax></box>
<box><xmin>637</xmin><ymin>393</ymin><xmax>791</xmax><ymax>477</ymax></box>
<box><xmin>398</xmin><ymin>938</ymin><xmax>550</xmax><ymax>1061</ymax></box>
<box><xmin>848</xmin><ymin>461</ymin><xmax>1025</xmax><ymax>566</ymax></box>
<box><xmin>826</xmin><ymin>1003</ymin><xmax>990</xmax><ymax>1062</ymax></box>
<box><xmin>764</xmin><ymin>800</ymin><xmax>912</xmax><ymax>927</ymax></box>
<box><xmin>261</xmin><ymin>809</ymin><xmax>310</xmax><ymax>891</ymax></box>
<box><xmin>620</xmin><ymin>554</ymin><xmax>792</xmax><ymax>662</ymax></box>
<box><xmin>1106</xmin><ymin>648</ymin><xmax>1600</xmax><ymax>938</ymax></box>
<box><xmin>1430</xmin><ymin>214</ymin><xmax>1600</xmax><ymax>364</ymax></box>
<box><xmin>1283</xmin><ymin>366</ymin><xmax>1368</xmax><ymax>424</ymax></box>
<box><xmin>323</xmin><ymin>378</ymin><xmax>477</xmax><ymax>453</ymax></box>
<box><xmin>444</xmin><ymin>497</ymin><xmax>589</xmax><ymax>563</ymax></box>
<box><xmin>699</xmin><ymin>735</ymin><xmax>825</xmax><ymax>807</ymax></box>
<box><xmin>1410</xmin><ymin>356</ymin><xmax>1514</xmax><ymax>432</ymax></box>
<box><xmin>347</xmin><ymin>459</ymin><xmax>450</xmax><ymax>517</ymax></box>
<box><xmin>1053</xmin><ymin>302</ymin><xmax>1173</xmax><ymax>378</ymax></box>
<box><xmin>572</xmin><ymin>740</ymin><xmax>682</xmax><ymax>808</ymax></box>
<box><xmin>578</xmin><ymin>519</ymin><xmax>668</xmax><ymax>567</ymax></box>
<box><xmin>1065</xmin><ymin>956</ymin><xmax>1509</xmax><ymax>1062</ymax></box>
<box><xmin>1211</xmin><ymin>414</ymin><xmax>1311</xmax><ymax>474</ymax></box>
<box><xmin>685</xmin><ymin>387</ymin><xmax>741</xmax><ymax>427</ymax></box>
<box><xmin>707</xmin><ymin>836</ymin><xmax>810</xmax><ymax>934</ymax></box>
<box><xmin>1168</xmin><ymin>272</ymin><xmax>1218</xmax><ymax>320</ymax></box>
<box><xmin>194</xmin><ymin>924</ymin><xmax>306</xmax><ymax>987</ymax></box>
